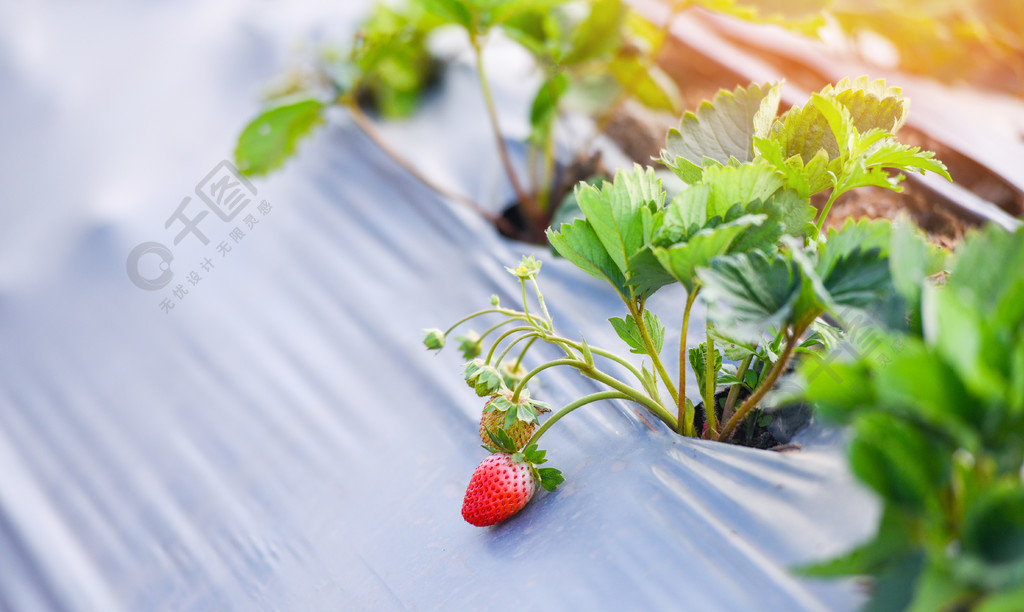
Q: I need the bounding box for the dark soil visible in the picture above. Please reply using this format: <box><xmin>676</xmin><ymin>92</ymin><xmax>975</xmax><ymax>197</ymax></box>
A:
<box><xmin>692</xmin><ymin>387</ymin><xmax>812</xmax><ymax>450</ymax></box>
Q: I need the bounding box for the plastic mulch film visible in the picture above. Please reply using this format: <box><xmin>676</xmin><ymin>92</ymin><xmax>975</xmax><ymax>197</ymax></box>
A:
<box><xmin>0</xmin><ymin>5</ymin><xmax>881</xmax><ymax>611</ymax></box>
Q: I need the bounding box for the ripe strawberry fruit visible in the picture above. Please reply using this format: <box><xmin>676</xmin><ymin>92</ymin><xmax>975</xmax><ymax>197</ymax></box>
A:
<box><xmin>461</xmin><ymin>453</ymin><xmax>536</xmax><ymax>527</ymax></box>
<box><xmin>462</xmin><ymin>433</ymin><xmax>564</xmax><ymax>527</ymax></box>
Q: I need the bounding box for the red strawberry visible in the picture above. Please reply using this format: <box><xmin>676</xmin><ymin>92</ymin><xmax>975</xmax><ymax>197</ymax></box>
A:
<box><xmin>461</xmin><ymin>453</ymin><xmax>536</xmax><ymax>527</ymax></box>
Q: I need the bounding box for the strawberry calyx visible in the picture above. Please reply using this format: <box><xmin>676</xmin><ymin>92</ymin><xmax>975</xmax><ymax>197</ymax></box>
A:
<box><xmin>483</xmin><ymin>389</ymin><xmax>549</xmax><ymax>430</ymax></box>
<box><xmin>482</xmin><ymin>427</ymin><xmax>564</xmax><ymax>493</ymax></box>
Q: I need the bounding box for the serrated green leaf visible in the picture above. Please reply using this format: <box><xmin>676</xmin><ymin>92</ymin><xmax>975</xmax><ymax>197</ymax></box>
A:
<box><xmin>661</xmin><ymin>82</ymin><xmax>782</xmax><ymax>179</ymax></box>
<box><xmin>889</xmin><ymin>216</ymin><xmax>947</xmax><ymax>317</ymax></box>
<box><xmin>235</xmin><ymin>99</ymin><xmax>325</xmax><ymax>176</ymax></box>
<box><xmin>574</xmin><ymin>164</ymin><xmax>662</xmax><ymax>279</ymax></box>
<box><xmin>702</xmin><ymin>160</ymin><xmax>787</xmax><ymax>218</ymax></box>
<box><xmin>756</xmin><ymin>136</ymin><xmax>832</xmax><ymax>198</ymax></box>
<box><xmin>817</xmin><ymin>217</ymin><xmax>892</xmax><ymax>281</ymax></box>
<box><xmin>689</xmin><ymin>342</ymin><xmax>722</xmax><ymax>396</ymax></box>
<box><xmin>656</xmin><ymin>185</ymin><xmax>712</xmax><ymax>244</ymax></box>
<box><xmin>824</xmin><ymin>76</ymin><xmax>907</xmax><ymax>134</ymax></box>
<box><xmin>522</xmin><ymin>443</ymin><xmax>546</xmax><ymax>464</ymax></box>
<box><xmin>536</xmin><ymin>466</ymin><xmax>564</xmax><ymax>491</ymax></box>
<box><xmin>730</xmin><ymin>189</ymin><xmax>817</xmax><ymax>254</ymax></box>
<box><xmin>652</xmin><ymin>214</ymin><xmax>766</xmax><ymax>292</ymax></box>
<box><xmin>698</xmin><ymin>250</ymin><xmax>801</xmax><ymax>342</ymax></box>
<box><xmin>609</xmin><ymin>311</ymin><xmax>664</xmax><ymax>355</ymax></box>
<box><xmin>484</xmin><ymin>426</ymin><xmax>519</xmax><ymax>453</ymax></box>
<box><xmin>770</xmin><ymin>100</ymin><xmax>840</xmax><ymax>164</ymax></box>
<box><xmin>547</xmin><ymin>218</ymin><xmax>630</xmax><ymax>301</ymax></box>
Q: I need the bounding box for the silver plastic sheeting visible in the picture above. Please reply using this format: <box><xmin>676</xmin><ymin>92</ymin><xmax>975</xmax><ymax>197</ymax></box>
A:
<box><xmin>0</xmin><ymin>1</ymin><xmax>880</xmax><ymax>610</ymax></box>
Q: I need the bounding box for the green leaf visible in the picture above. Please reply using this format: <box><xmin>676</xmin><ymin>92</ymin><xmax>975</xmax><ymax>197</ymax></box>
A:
<box><xmin>817</xmin><ymin>217</ymin><xmax>892</xmax><ymax>282</ymax></box>
<box><xmin>730</xmin><ymin>189</ymin><xmax>817</xmax><ymax>254</ymax></box>
<box><xmin>609</xmin><ymin>50</ymin><xmax>681</xmax><ymax>113</ymax></box>
<box><xmin>824</xmin><ymin>77</ymin><xmax>908</xmax><ymax>135</ymax></box>
<box><xmin>755</xmin><ymin>136</ymin><xmax>833</xmax><ymax>198</ymax></box>
<box><xmin>958</xmin><ymin>483</ymin><xmax>1024</xmax><ymax>591</ymax></box>
<box><xmin>889</xmin><ymin>216</ymin><xmax>947</xmax><ymax>316</ymax></box>
<box><xmin>798</xmin><ymin>507</ymin><xmax>915</xmax><ymax>577</ymax></box>
<box><xmin>536</xmin><ymin>466</ymin><xmax>564</xmax><ymax>492</ymax></box>
<box><xmin>412</xmin><ymin>0</ymin><xmax>472</xmax><ymax>28</ymax></box>
<box><xmin>574</xmin><ymin>164</ymin><xmax>663</xmax><ymax>278</ymax></box>
<box><xmin>661</xmin><ymin>82</ymin><xmax>782</xmax><ymax>180</ymax></box>
<box><xmin>689</xmin><ymin>342</ymin><xmax>722</xmax><ymax>396</ymax></box>
<box><xmin>652</xmin><ymin>214</ymin><xmax>767</xmax><ymax>292</ymax></box>
<box><xmin>949</xmin><ymin>225</ymin><xmax>1024</xmax><ymax>320</ymax></box>
<box><xmin>770</xmin><ymin>99</ymin><xmax>840</xmax><ymax>164</ymax></box>
<box><xmin>560</xmin><ymin>0</ymin><xmax>624</xmax><ymax>65</ymax></box>
<box><xmin>874</xmin><ymin>338</ymin><xmax>979</xmax><ymax>448</ymax></box>
<box><xmin>656</xmin><ymin>185</ymin><xmax>712</xmax><ymax>244</ymax></box>
<box><xmin>484</xmin><ymin>426</ymin><xmax>520</xmax><ymax>453</ymax></box>
<box><xmin>701</xmin><ymin>160</ymin><xmax>787</xmax><ymax>218</ymax></box>
<box><xmin>529</xmin><ymin>72</ymin><xmax>570</xmax><ymax>142</ymax></box>
<box><xmin>848</xmin><ymin>412</ymin><xmax>949</xmax><ymax>509</ymax></box>
<box><xmin>521</xmin><ymin>443</ymin><xmax>547</xmax><ymax>464</ymax></box>
<box><xmin>235</xmin><ymin>99</ymin><xmax>325</xmax><ymax>176</ymax></box>
<box><xmin>547</xmin><ymin>218</ymin><xmax>630</xmax><ymax>301</ymax></box>
<box><xmin>697</xmin><ymin>250</ymin><xmax>801</xmax><ymax>342</ymax></box>
<box><xmin>609</xmin><ymin>311</ymin><xmax>664</xmax><ymax>355</ymax></box>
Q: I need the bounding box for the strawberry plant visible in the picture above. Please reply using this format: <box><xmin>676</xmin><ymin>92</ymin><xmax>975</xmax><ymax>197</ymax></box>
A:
<box><xmin>233</xmin><ymin>0</ymin><xmax>686</xmax><ymax>241</ymax></box>
<box><xmin>428</xmin><ymin>77</ymin><xmax>952</xmax><ymax>526</ymax></box>
<box><xmin>790</xmin><ymin>223</ymin><xmax>1024</xmax><ymax>611</ymax></box>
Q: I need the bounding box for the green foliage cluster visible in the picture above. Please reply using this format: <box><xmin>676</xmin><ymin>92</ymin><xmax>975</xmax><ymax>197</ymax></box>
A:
<box><xmin>794</xmin><ymin>224</ymin><xmax>1024</xmax><ymax>611</ymax></box>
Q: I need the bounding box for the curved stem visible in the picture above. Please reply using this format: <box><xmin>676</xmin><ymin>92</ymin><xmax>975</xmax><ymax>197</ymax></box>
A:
<box><xmin>721</xmin><ymin>354</ymin><xmax>753</xmax><ymax>424</ymax></box>
<box><xmin>677</xmin><ymin>290</ymin><xmax>698</xmax><ymax>436</ymax></box>
<box><xmin>512</xmin><ymin>358</ymin><xmax>584</xmax><ymax>402</ymax></box>
<box><xmin>526</xmin><ymin>391</ymin><xmax>631</xmax><ymax>447</ymax></box>
<box><xmin>513</xmin><ymin>336</ymin><xmax>539</xmax><ymax>370</ymax></box>
<box><xmin>815</xmin><ymin>187</ymin><xmax>843</xmax><ymax>235</ymax></box>
<box><xmin>520</xmin><ymin>279</ymin><xmax>543</xmax><ymax>331</ymax></box>
<box><xmin>704</xmin><ymin>324</ymin><xmax>718</xmax><ymax>438</ymax></box>
<box><xmin>486</xmin><ymin>326</ymin><xmax>541</xmax><ymax>364</ymax></box>
<box><xmin>442</xmin><ymin>308</ymin><xmax>527</xmax><ymax>337</ymax></box>
<box><xmin>529</xmin><ymin>276</ymin><xmax>554</xmax><ymax>328</ymax></box>
<box><xmin>469</xmin><ymin>33</ymin><xmax>538</xmax><ymax>223</ymax></box>
<box><xmin>346</xmin><ymin>103</ymin><xmax>517</xmax><ymax>235</ymax></box>
<box><xmin>494</xmin><ymin>332</ymin><xmax>540</xmax><ymax>370</ymax></box>
<box><xmin>628</xmin><ymin>300</ymin><xmax>678</xmax><ymax>405</ymax></box>
<box><xmin>585</xmin><ymin>366</ymin><xmax>676</xmax><ymax>429</ymax></box>
<box><xmin>716</xmin><ymin>327</ymin><xmax>802</xmax><ymax>442</ymax></box>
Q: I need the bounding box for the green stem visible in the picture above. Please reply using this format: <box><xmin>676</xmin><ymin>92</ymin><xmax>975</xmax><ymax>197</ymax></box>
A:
<box><xmin>677</xmin><ymin>290</ymin><xmax>698</xmax><ymax>436</ymax></box>
<box><xmin>538</xmin><ymin>125</ymin><xmax>556</xmax><ymax>212</ymax></box>
<box><xmin>494</xmin><ymin>332</ymin><xmax>540</xmax><ymax>370</ymax></box>
<box><xmin>513</xmin><ymin>336</ymin><xmax>539</xmax><ymax>371</ymax></box>
<box><xmin>526</xmin><ymin>391</ymin><xmax>631</xmax><ymax>447</ymax></box>
<box><xmin>815</xmin><ymin>187</ymin><xmax>843</xmax><ymax>235</ymax></box>
<box><xmin>512</xmin><ymin>358</ymin><xmax>583</xmax><ymax>402</ymax></box>
<box><xmin>442</xmin><ymin>308</ymin><xmax>527</xmax><ymax>337</ymax></box>
<box><xmin>715</xmin><ymin>327</ymin><xmax>802</xmax><ymax>442</ymax></box>
<box><xmin>554</xmin><ymin>337</ymin><xmax>647</xmax><ymax>390</ymax></box>
<box><xmin>529</xmin><ymin>276</ymin><xmax>554</xmax><ymax>328</ymax></box>
<box><xmin>704</xmin><ymin>324</ymin><xmax>718</xmax><ymax>438</ymax></box>
<box><xmin>721</xmin><ymin>354</ymin><xmax>753</xmax><ymax>425</ymax></box>
<box><xmin>521</xmin><ymin>279</ymin><xmax>542</xmax><ymax>330</ymax></box>
<box><xmin>469</xmin><ymin>33</ymin><xmax>538</xmax><ymax>222</ymax></box>
<box><xmin>486</xmin><ymin>326</ymin><xmax>540</xmax><ymax>363</ymax></box>
<box><xmin>627</xmin><ymin>300</ymin><xmax>678</xmax><ymax>406</ymax></box>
